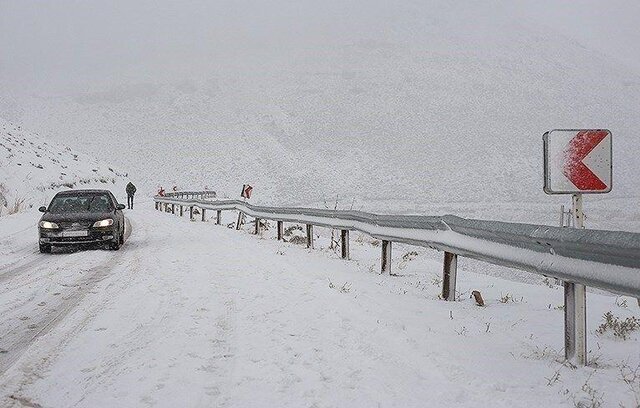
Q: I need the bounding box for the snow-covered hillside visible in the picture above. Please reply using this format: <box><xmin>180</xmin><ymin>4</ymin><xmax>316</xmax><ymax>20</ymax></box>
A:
<box><xmin>1</xmin><ymin>1</ymin><xmax>639</xmax><ymax>221</ymax></box>
<box><xmin>0</xmin><ymin>118</ymin><xmax>128</xmax><ymax>215</ymax></box>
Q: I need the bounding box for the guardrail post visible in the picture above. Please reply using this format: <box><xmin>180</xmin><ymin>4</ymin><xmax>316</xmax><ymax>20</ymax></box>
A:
<box><xmin>381</xmin><ymin>240</ymin><xmax>392</xmax><ymax>274</ymax></box>
<box><xmin>180</xmin><ymin>205</ymin><xmax>184</xmax><ymax>217</ymax></box>
<box><xmin>201</xmin><ymin>208</ymin><xmax>206</xmax><ymax>222</ymax></box>
<box><xmin>277</xmin><ymin>221</ymin><xmax>284</xmax><ymax>240</ymax></box>
<box><xmin>190</xmin><ymin>206</ymin><xmax>194</xmax><ymax>220</ymax></box>
<box><xmin>236</xmin><ymin>212</ymin><xmax>243</xmax><ymax>230</ymax></box>
<box><xmin>306</xmin><ymin>224</ymin><xmax>314</xmax><ymax>249</ymax></box>
<box><xmin>564</xmin><ymin>282</ymin><xmax>587</xmax><ymax>366</ymax></box>
<box><xmin>216</xmin><ymin>210</ymin><xmax>222</xmax><ymax>225</ymax></box>
<box><xmin>255</xmin><ymin>218</ymin><xmax>261</xmax><ymax>235</ymax></box>
<box><xmin>442</xmin><ymin>252</ymin><xmax>458</xmax><ymax>301</ymax></box>
<box><xmin>341</xmin><ymin>230</ymin><xmax>350</xmax><ymax>260</ymax></box>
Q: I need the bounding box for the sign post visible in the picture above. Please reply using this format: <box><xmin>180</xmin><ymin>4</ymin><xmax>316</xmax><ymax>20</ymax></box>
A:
<box><xmin>543</xmin><ymin>129</ymin><xmax>612</xmax><ymax>366</ymax></box>
<box><xmin>236</xmin><ymin>184</ymin><xmax>253</xmax><ymax>230</ymax></box>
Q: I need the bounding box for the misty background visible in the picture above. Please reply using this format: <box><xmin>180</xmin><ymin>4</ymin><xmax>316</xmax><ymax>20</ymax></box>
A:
<box><xmin>1</xmin><ymin>0</ymin><xmax>639</xmax><ymax>218</ymax></box>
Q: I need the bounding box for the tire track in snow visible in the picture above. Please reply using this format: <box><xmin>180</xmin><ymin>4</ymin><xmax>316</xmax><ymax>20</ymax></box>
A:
<box><xmin>0</xmin><ymin>219</ymin><xmax>133</xmax><ymax>377</ymax></box>
<box><xmin>0</xmin><ymin>255</ymin><xmax>118</xmax><ymax>375</ymax></box>
<box><xmin>0</xmin><ymin>252</ymin><xmax>49</xmax><ymax>286</ymax></box>
<box><xmin>0</xmin><ymin>217</ymin><xmax>144</xmax><ymax>406</ymax></box>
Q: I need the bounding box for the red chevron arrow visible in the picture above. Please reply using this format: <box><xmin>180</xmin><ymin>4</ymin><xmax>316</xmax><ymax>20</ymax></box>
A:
<box><xmin>562</xmin><ymin>130</ymin><xmax>608</xmax><ymax>190</ymax></box>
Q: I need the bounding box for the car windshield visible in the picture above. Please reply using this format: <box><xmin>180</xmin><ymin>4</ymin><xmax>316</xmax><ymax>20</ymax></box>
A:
<box><xmin>49</xmin><ymin>194</ymin><xmax>113</xmax><ymax>214</ymax></box>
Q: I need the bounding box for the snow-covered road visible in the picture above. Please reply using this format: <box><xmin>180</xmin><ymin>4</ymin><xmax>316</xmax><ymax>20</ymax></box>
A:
<box><xmin>1</xmin><ymin>208</ymin><xmax>638</xmax><ymax>407</ymax></box>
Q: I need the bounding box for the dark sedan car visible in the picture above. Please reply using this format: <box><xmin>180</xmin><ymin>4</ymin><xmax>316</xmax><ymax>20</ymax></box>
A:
<box><xmin>38</xmin><ymin>189</ymin><xmax>126</xmax><ymax>253</ymax></box>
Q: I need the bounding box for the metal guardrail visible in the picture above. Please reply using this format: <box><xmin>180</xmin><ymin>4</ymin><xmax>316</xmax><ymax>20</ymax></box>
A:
<box><xmin>163</xmin><ymin>191</ymin><xmax>217</xmax><ymax>199</ymax></box>
<box><xmin>154</xmin><ymin>192</ymin><xmax>640</xmax><ymax>366</ymax></box>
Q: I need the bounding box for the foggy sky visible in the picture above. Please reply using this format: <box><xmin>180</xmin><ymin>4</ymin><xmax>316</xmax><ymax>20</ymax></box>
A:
<box><xmin>1</xmin><ymin>0</ymin><xmax>639</xmax><ymax>95</ymax></box>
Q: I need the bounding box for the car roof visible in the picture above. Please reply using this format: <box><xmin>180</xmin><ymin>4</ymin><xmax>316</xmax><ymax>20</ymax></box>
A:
<box><xmin>55</xmin><ymin>189</ymin><xmax>112</xmax><ymax>196</ymax></box>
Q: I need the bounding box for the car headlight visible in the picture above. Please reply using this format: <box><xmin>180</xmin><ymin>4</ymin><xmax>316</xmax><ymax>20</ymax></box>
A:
<box><xmin>92</xmin><ymin>219</ymin><xmax>114</xmax><ymax>228</ymax></box>
<box><xmin>39</xmin><ymin>221</ymin><xmax>59</xmax><ymax>229</ymax></box>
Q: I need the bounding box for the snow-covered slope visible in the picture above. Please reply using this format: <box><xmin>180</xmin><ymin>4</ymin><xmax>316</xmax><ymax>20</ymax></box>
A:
<box><xmin>0</xmin><ymin>118</ymin><xmax>128</xmax><ymax>214</ymax></box>
<box><xmin>1</xmin><ymin>1</ymin><xmax>639</xmax><ymax>224</ymax></box>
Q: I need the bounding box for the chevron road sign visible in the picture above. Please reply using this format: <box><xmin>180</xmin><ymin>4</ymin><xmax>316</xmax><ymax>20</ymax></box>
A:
<box><xmin>543</xmin><ymin>129</ymin><xmax>612</xmax><ymax>194</ymax></box>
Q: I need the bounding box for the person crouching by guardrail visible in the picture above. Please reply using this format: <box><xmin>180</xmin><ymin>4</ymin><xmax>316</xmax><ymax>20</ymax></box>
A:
<box><xmin>126</xmin><ymin>182</ymin><xmax>137</xmax><ymax>209</ymax></box>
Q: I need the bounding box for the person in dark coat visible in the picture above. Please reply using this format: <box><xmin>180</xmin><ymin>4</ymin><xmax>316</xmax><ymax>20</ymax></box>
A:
<box><xmin>126</xmin><ymin>182</ymin><xmax>137</xmax><ymax>209</ymax></box>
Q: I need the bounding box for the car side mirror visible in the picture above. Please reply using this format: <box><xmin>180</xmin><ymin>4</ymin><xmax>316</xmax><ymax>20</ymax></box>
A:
<box><xmin>116</xmin><ymin>204</ymin><xmax>126</xmax><ymax>210</ymax></box>
<box><xmin>38</xmin><ymin>206</ymin><xmax>47</xmax><ymax>213</ymax></box>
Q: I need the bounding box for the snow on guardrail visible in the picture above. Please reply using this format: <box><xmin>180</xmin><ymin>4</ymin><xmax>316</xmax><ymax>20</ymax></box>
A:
<box><xmin>154</xmin><ymin>194</ymin><xmax>640</xmax><ymax>298</ymax></box>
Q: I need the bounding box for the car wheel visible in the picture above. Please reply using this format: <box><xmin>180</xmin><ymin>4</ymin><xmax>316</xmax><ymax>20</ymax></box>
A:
<box><xmin>39</xmin><ymin>244</ymin><xmax>52</xmax><ymax>254</ymax></box>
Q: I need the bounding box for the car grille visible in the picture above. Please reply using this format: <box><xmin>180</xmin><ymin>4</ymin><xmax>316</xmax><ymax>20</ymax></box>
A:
<box><xmin>57</xmin><ymin>221</ymin><xmax>94</xmax><ymax>230</ymax></box>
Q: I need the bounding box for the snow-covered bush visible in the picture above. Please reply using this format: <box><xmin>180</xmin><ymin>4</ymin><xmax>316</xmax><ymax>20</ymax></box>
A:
<box><xmin>596</xmin><ymin>312</ymin><xmax>639</xmax><ymax>340</ymax></box>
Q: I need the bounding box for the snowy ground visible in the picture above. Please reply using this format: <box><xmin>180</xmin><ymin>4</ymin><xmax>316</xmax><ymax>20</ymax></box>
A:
<box><xmin>1</xmin><ymin>202</ymin><xmax>638</xmax><ymax>407</ymax></box>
